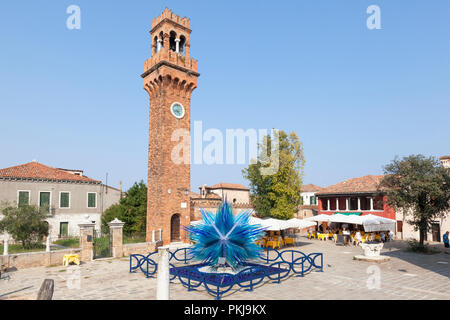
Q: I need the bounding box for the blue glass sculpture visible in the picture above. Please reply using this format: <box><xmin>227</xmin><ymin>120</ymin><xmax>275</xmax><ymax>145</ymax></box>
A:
<box><xmin>185</xmin><ymin>201</ymin><xmax>266</xmax><ymax>270</ymax></box>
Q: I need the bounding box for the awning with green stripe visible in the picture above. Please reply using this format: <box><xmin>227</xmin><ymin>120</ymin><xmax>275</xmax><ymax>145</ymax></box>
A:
<box><xmin>333</xmin><ymin>212</ymin><xmax>362</xmax><ymax>216</ymax></box>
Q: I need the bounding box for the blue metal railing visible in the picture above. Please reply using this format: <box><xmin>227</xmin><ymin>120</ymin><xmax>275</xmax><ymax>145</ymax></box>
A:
<box><xmin>130</xmin><ymin>247</ymin><xmax>324</xmax><ymax>300</ymax></box>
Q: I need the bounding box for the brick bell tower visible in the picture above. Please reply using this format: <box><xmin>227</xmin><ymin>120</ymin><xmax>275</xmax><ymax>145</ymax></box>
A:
<box><xmin>142</xmin><ymin>8</ymin><xmax>199</xmax><ymax>245</ymax></box>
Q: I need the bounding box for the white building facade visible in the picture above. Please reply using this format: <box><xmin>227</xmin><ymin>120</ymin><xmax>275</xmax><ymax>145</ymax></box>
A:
<box><xmin>0</xmin><ymin>161</ymin><xmax>122</xmax><ymax>240</ymax></box>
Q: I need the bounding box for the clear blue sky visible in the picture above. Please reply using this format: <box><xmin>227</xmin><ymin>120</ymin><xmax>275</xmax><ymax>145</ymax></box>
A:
<box><xmin>0</xmin><ymin>1</ymin><xmax>449</xmax><ymax>191</ymax></box>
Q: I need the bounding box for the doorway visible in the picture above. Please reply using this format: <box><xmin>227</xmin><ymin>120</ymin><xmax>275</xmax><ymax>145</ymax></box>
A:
<box><xmin>170</xmin><ymin>214</ymin><xmax>181</xmax><ymax>242</ymax></box>
<box><xmin>431</xmin><ymin>223</ymin><xmax>441</xmax><ymax>242</ymax></box>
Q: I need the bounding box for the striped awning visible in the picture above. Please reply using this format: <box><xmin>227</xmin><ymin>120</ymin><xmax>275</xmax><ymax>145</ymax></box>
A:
<box><xmin>334</xmin><ymin>212</ymin><xmax>362</xmax><ymax>216</ymax></box>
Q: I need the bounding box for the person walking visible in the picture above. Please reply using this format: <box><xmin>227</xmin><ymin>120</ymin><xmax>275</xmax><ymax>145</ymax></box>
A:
<box><xmin>355</xmin><ymin>231</ymin><xmax>362</xmax><ymax>246</ymax></box>
<box><xmin>443</xmin><ymin>231</ymin><xmax>449</xmax><ymax>254</ymax></box>
<box><xmin>388</xmin><ymin>230</ymin><xmax>394</xmax><ymax>242</ymax></box>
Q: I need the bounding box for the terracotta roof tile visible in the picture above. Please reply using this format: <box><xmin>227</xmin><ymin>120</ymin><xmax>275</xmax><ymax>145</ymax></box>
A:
<box><xmin>301</xmin><ymin>184</ymin><xmax>324</xmax><ymax>192</ymax></box>
<box><xmin>206</xmin><ymin>183</ymin><xmax>249</xmax><ymax>191</ymax></box>
<box><xmin>0</xmin><ymin>162</ymin><xmax>100</xmax><ymax>184</ymax></box>
<box><xmin>316</xmin><ymin>175</ymin><xmax>385</xmax><ymax>195</ymax></box>
<box><xmin>189</xmin><ymin>191</ymin><xmax>222</xmax><ymax>200</ymax></box>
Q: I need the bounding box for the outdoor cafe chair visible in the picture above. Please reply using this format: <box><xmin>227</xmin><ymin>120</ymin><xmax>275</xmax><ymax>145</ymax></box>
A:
<box><xmin>318</xmin><ymin>233</ymin><xmax>328</xmax><ymax>241</ymax></box>
<box><xmin>283</xmin><ymin>237</ymin><xmax>295</xmax><ymax>246</ymax></box>
<box><xmin>265</xmin><ymin>239</ymin><xmax>281</xmax><ymax>250</ymax></box>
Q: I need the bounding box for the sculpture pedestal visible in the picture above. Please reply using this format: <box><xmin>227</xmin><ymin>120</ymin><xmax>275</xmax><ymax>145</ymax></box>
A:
<box><xmin>353</xmin><ymin>242</ymin><xmax>390</xmax><ymax>263</ymax></box>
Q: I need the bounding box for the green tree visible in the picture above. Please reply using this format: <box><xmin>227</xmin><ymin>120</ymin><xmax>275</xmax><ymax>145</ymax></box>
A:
<box><xmin>379</xmin><ymin>155</ymin><xmax>450</xmax><ymax>247</ymax></box>
<box><xmin>0</xmin><ymin>203</ymin><xmax>49</xmax><ymax>249</ymax></box>
<box><xmin>242</xmin><ymin>130</ymin><xmax>305</xmax><ymax>220</ymax></box>
<box><xmin>102</xmin><ymin>181</ymin><xmax>147</xmax><ymax>235</ymax></box>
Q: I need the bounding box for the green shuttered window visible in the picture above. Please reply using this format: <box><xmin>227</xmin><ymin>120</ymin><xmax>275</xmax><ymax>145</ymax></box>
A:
<box><xmin>60</xmin><ymin>222</ymin><xmax>68</xmax><ymax>237</ymax></box>
<box><xmin>40</xmin><ymin>192</ymin><xmax>50</xmax><ymax>213</ymax></box>
<box><xmin>18</xmin><ymin>191</ymin><xmax>30</xmax><ymax>206</ymax></box>
<box><xmin>88</xmin><ymin>193</ymin><xmax>96</xmax><ymax>208</ymax></box>
<box><xmin>60</xmin><ymin>192</ymin><xmax>70</xmax><ymax>208</ymax></box>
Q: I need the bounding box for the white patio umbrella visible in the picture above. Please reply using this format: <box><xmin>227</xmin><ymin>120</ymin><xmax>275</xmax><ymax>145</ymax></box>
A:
<box><xmin>286</xmin><ymin>218</ymin><xmax>316</xmax><ymax>229</ymax></box>
<box><xmin>360</xmin><ymin>215</ymin><xmax>396</xmax><ymax>232</ymax></box>
<box><xmin>258</xmin><ymin>218</ymin><xmax>286</xmax><ymax>231</ymax></box>
<box><xmin>304</xmin><ymin>214</ymin><xmax>333</xmax><ymax>223</ymax></box>
<box><xmin>328</xmin><ymin>213</ymin><xmax>364</xmax><ymax>225</ymax></box>
<box><xmin>191</xmin><ymin>216</ymin><xmax>316</xmax><ymax>232</ymax></box>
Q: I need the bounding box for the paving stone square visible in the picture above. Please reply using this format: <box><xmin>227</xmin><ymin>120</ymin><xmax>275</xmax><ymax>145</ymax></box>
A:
<box><xmin>1</xmin><ymin>238</ymin><xmax>449</xmax><ymax>300</ymax></box>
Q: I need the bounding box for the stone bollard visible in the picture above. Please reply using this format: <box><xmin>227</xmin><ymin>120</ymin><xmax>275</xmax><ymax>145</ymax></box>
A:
<box><xmin>78</xmin><ymin>222</ymin><xmax>95</xmax><ymax>262</ymax></box>
<box><xmin>108</xmin><ymin>218</ymin><xmax>125</xmax><ymax>258</ymax></box>
<box><xmin>3</xmin><ymin>236</ymin><xmax>8</xmax><ymax>256</ymax></box>
<box><xmin>156</xmin><ymin>246</ymin><xmax>170</xmax><ymax>300</ymax></box>
<box><xmin>46</xmin><ymin>235</ymin><xmax>51</xmax><ymax>253</ymax></box>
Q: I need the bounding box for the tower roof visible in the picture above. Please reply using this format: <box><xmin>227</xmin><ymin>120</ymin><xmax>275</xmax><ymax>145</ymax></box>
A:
<box><xmin>151</xmin><ymin>8</ymin><xmax>191</xmax><ymax>32</ymax></box>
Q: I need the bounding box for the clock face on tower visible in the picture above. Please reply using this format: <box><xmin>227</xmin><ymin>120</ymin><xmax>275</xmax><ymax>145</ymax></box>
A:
<box><xmin>170</xmin><ymin>102</ymin><xmax>185</xmax><ymax>119</ymax></box>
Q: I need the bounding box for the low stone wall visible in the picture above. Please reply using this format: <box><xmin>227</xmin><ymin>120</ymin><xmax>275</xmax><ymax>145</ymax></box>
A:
<box><xmin>122</xmin><ymin>241</ymin><xmax>161</xmax><ymax>256</ymax></box>
<box><xmin>0</xmin><ymin>248</ymin><xmax>81</xmax><ymax>270</ymax></box>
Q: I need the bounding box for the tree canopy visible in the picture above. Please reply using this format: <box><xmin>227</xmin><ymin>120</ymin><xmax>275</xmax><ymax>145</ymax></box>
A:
<box><xmin>101</xmin><ymin>181</ymin><xmax>147</xmax><ymax>235</ymax></box>
<box><xmin>0</xmin><ymin>203</ymin><xmax>49</xmax><ymax>248</ymax></box>
<box><xmin>379</xmin><ymin>154</ymin><xmax>450</xmax><ymax>246</ymax></box>
<box><xmin>242</xmin><ymin>130</ymin><xmax>305</xmax><ymax>220</ymax></box>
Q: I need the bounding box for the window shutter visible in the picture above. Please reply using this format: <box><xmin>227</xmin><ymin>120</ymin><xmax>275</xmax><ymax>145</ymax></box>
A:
<box><xmin>18</xmin><ymin>191</ymin><xmax>29</xmax><ymax>206</ymax></box>
<box><xmin>88</xmin><ymin>193</ymin><xmax>96</xmax><ymax>208</ymax></box>
<box><xmin>60</xmin><ymin>193</ymin><xmax>70</xmax><ymax>208</ymax></box>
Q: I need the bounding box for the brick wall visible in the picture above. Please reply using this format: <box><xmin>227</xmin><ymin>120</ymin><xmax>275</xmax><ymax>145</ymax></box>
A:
<box><xmin>144</xmin><ymin>11</ymin><xmax>199</xmax><ymax>245</ymax></box>
<box><xmin>122</xmin><ymin>242</ymin><xmax>160</xmax><ymax>256</ymax></box>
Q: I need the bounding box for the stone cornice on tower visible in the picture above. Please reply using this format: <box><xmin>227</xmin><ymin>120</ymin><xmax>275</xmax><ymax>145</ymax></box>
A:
<box><xmin>142</xmin><ymin>50</ymin><xmax>199</xmax><ymax>79</ymax></box>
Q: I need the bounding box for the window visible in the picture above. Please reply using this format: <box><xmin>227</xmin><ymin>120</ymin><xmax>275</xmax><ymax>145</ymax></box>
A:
<box><xmin>349</xmin><ymin>197</ymin><xmax>358</xmax><ymax>210</ymax></box>
<box><xmin>18</xmin><ymin>191</ymin><xmax>30</xmax><ymax>207</ymax></box>
<box><xmin>360</xmin><ymin>197</ymin><xmax>370</xmax><ymax>211</ymax></box>
<box><xmin>60</xmin><ymin>192</ymin><xmax>70</xmax><ymax>208</ymax></box>
<box><xmin>322</xmin><ymin>198</ymin><xmax>328</xmax><ymax>210</ymax></box>
<box><xmin>310</xmin><ymin>196</ymin><xmax>316</xmax><ymax>205</ymax></box>
<box><xmin>60</xmin><ymin>222</ymin><xmax>69</xmax><ymax>237</ymax></box>
<box><xmin>373</xmin><ymin>196</ymin><xmax>384</xmax><ymax>211</ymax></box>
<box><xmin>329</xmin><ymin>198</ymin><xmax>337</xmax><ymax>211</ymax></box>
<box><xmin>39</xmin><ymin>192</ymin><xmax>51</xmax><ymax>213</ymax></box>
<box><xmin>338</xmin><ymin>198</ymin><xmax>346</xmax><ymax>210</ymax></box>
<box><xmin>87</xmin><ymin>192</ymin><xmax>97</xmax><ymax>208</ymax></box>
